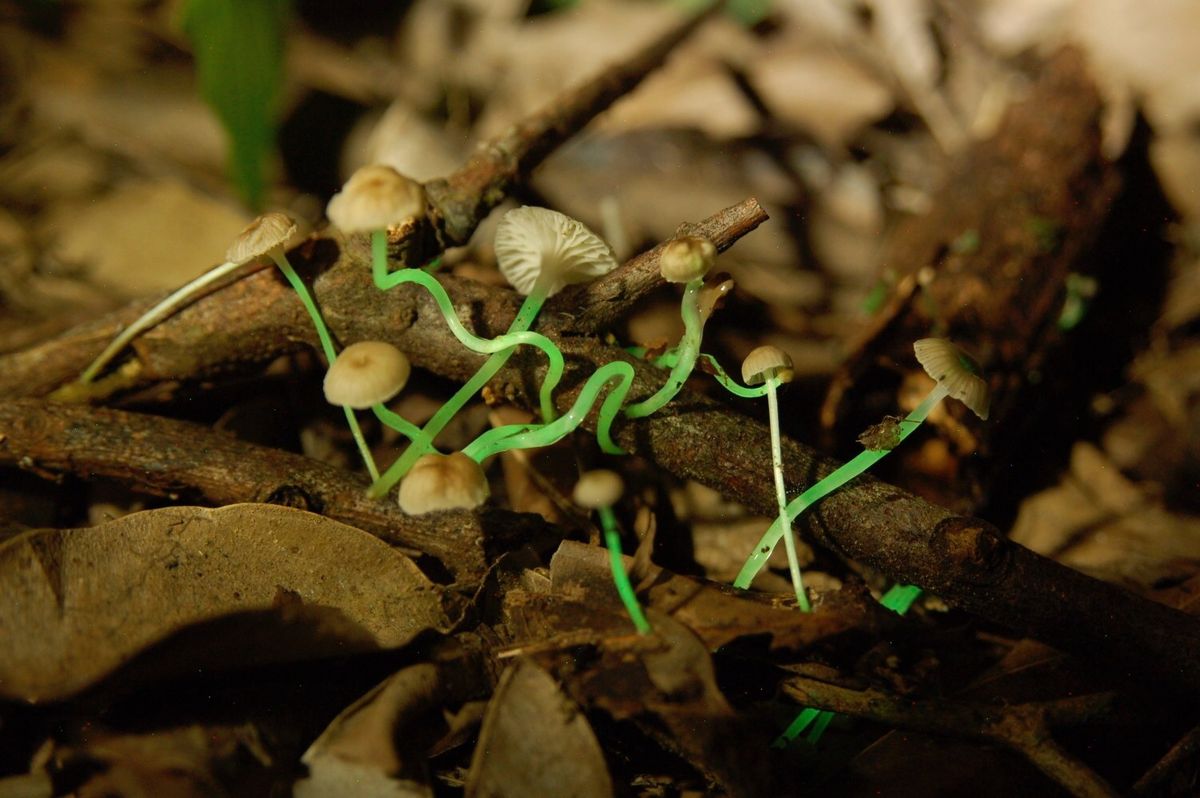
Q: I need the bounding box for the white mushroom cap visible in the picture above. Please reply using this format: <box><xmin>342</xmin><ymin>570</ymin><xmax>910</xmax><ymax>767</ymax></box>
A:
<box><xmin>572</xmin><ymin>469</ymin><xmax>624</xmax><ymax>510</ymax></box>
<box><xmin>659</xmin><ymin>235</ymin><xmax>717</xmax><ymax>283</ymax></box>
<box><xmin>913</xmin><ymin>338</ymin><xmax>991</xmax><ymax>420</ymax></box>
<box><xmin>323</xmin><ymin>341</ymin><xmax>411</xmax><ymax>409</ymax></box>
<box><xmin>227</xmin><ymin>212</ymin><xmax>299</xmax><ymax>264</ymax></box>
<box><xmin>326</xmin><ymin>164</ymin><xmax>426</xmax><ymax>233</ymax></box>
<box><xmin>493</xmin><ymin>206</ymin><xmax>618</xmax><ymax>297</ymax></box>
<box><xmin>742</xmin><ymin>345</ymin><xmax>795</xmax><ymax>385</ymax></box>
<box><xmin>398</xmin><ymin>452</ymin><xmax>490</xmax><ymax>514</ymax></box>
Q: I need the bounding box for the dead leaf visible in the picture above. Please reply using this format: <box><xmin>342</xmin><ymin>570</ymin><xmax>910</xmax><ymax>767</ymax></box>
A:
<box><xmin>464</xmin><ymin>658</ymin><xmax>612</xmax><ymax>798</ymax></box>
<box><xmin>0</xmin><ymin>504</ymin><xmax>450</xmax><ymax>702</ymax></box>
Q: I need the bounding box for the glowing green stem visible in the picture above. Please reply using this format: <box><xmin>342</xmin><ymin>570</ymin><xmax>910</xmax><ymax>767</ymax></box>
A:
<box><xmin>768</xmin><ymin>379</ymin><xmax>810</xmax><ymax>612</ymax></box>
<box><xmin>598</xmin><ymin>505</ymin><xmax>652</xmax><ymax>635</ymax></box>
<box><xmin>368</xmin><ymin>266</ymin><xmax>564</xmax><ymax>422</ymax></box>
<box><xmin>271</xmin><ymin>252</ymin><xmax>379</xmax><ymax>482</ymax></box>
<box><xmin>734</xmin><ymin>384</ymin><xmax>949</xmax><ymax>590</ymax></box>
<box><xmin>699</xmin><ymin>354</ymin><xmax>772</xmax><ymax>398</ymax></box>
<box><xmin>371</xmin><ymin>404</ymin><xmax>427</xmax><ymax>446</ymax></box>
<box><xmin>80</xmin><ymin>260</ymin><xmax>244</xmax><ymax>383</ymax></box>
<box><xmin>368</xmin><ymin>281</ymin><xmax>552</xmax><ymax>498</ymax></box>
<box><xmin>462</xmin><ymin>361</ymin><xmax>633</xmax><ymax>460</ymax></box>
<box><xmin>624</xmin><ymin>278</ymin><xmax>705</xmax><ymax>418</ymax></box>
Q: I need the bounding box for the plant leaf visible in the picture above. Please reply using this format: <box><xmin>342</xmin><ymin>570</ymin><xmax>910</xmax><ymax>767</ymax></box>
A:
<box><xmin>177</xmin><ymin>0</ymin><xmax>289</xmax><ymax>209</ymax></box>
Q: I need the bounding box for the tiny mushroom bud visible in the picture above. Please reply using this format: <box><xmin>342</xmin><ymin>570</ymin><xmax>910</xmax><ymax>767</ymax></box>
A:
<box><xmin>398</xmin><ymin>452</ymin><xmax>490</xmax><ymax>514</ymax></box>
<box><xmin>493</xmin><ymin>206</ymin><xmax>618</xmax><ymax>299</ymax></box>
<box><xmin>741</xmin><ymin>345</ymin><xmax>795</xmax><ymax>386</ymax></box>
<box><xmin>913</xmin><ymin>337</ymin><xmax>990</xmax><ymax>420</ymax></box>
<box><xmin>572</xmin><ymin>469</ymin><xmax>624</xmax><ymax>510</ymax></box>
<box><xmin>659</xmin><ymin>235</ymin><xmax>717</xmax><ymax>284</ymax></box>
<box><xmin>326</xmin><ymin>164</ymin><xmax>426</xmax><ymax>233</ymax></box>
<box><xmin>323</xmin><ymin>341</ymin><xmax>411</xmax><ymax>410</ymax></box>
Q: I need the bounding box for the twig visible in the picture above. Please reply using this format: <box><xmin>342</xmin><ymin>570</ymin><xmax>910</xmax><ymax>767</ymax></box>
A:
<box><xmin>1132</xmin><ymin>722</ymin><xmax>1200</xmax><ymax>796</ymax></box>
<box><xmin>780</xmin><ymin>676</ymin><xmax>1120</xmax><ymax>797</ymax></box>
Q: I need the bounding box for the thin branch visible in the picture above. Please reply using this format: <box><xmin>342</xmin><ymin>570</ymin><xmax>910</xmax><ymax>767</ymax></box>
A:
<box><xmin>780</xmin><ymin>676</ymin><xmax>1120</xmax><ymax>798</ymax></box>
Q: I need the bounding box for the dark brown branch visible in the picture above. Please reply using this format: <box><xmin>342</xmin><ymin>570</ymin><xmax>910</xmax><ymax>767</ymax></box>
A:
<box><xmin>0</xmin><ymin>400</ymin><xmax>555</xmax><ymax>585</ymax></box>
<box><xmin>780</xmin><ymin>677</ymin><xmax>1120</xmax><ymax>798</ymax></box>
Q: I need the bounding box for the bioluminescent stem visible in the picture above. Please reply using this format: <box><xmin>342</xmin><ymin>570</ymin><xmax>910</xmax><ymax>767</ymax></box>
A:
<box><xmin>734</xmin><ymin>338</ymin><xmax>990</xmax><ymax>590</ymax></box>
<box><xmin>742</xmin><ymin>345</ymin><xmax>809</xmax><ymax>612</ymax></box>
<box><xmin>624</xmin><ymin>278</ymin><xmax>705</xmax><ymax>419</ymax></box>
<box><xmin>364</xmin><ymin>265</ymin><xmax>564</xmax><ymax>422</ymax></box>
<box><xmin>462</xmin><ymin>361</ymin><xmax>633</xmax><ymax>461</ymax></box>
<box><xmin>625</xmin><ymin>235</ymin><xmax>717</xmax><ymax>419</ymax></box>
<box><xmin>573</xmin><ymin>470</ymin><xmax>652</xmax><ymax>635</ymax></box>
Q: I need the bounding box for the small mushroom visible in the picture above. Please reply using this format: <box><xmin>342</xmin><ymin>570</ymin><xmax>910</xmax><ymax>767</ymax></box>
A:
<box><xmin>741</xmin><ymin>345</ymin><xmax>810</xmax><ymax>611</ymax></box>
<box><xmin>226</xmin><ymin>212</ymin><xmax>299</xmax><ymax>264</ymax></box>
<box><xmin>658</xmin><ymin>235</ymin><xmax>717</xmax><ymax>284</ymax></box>
<box><xmin>572</xmin><ymin>470</ymin><xmax>651</xmax><ymax>635</ymax></box>
<box><xmin>493</xmin><ymin>206</ymin><xmax>618</xmax><ymax>300</ymax></box>
<box><xmin>913</xmin><ymin>338</ymin><xmax>990</xmax><ymax>420</ymax></box>
<box><xmin>397</xmin><ymin>452</ymin><xmax>489</xmax><ymax>514</ymax></box>
<box><xmin>326</xmin><ymin>164</ymin><xmax>427</xmax><ymax>291</ymax></box>
<box><xmin>326</xmin><ymin>164</ymin><xmax>426</xmax><ymax>234</ymax></box>
<box><xmin>323</xmin><ymin>341</ymin><xmax>411</xmax><ymax>410</ymax></box>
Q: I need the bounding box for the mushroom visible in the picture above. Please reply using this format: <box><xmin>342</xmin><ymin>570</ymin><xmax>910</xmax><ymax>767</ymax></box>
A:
<box><xmin>323</xmin><ymin>341</ymin><xmax>411</xmax><ymax>409</ymax></box>
<box><xmin>740</xmin><ymin>345</ymin><xmax>810</xmax><ymax>611</ymax></box>
<box><xmin>734</xmin><ymin>338</ymin><xmax>991</xmax><ymax>594</ymax></box>
<box><xmin>326</xmin><ymin>164</ymin><xmax>426</xmax><ymax>290</ymax></box>
<box><xmin>397</xmin><ymin>452</ymin><xmax>489</xmax><ymax>515</ymax></box>
<box><xmin>572</xmin><ymin>470</ymin><xmax>651</xmax><ymax>635</ymax></box>
<box><xmin>912</xmin><ymin>337</ymin><xmax>990</xmax><ymax>421</ymax></box>
<box><xmin>658</xmin><ymin>235</ymin><xmax>717</xmax><ymax>284</ymax></box>
<box><xmin>493</xmin><ymin>206</ymin><xmax>618</xmax><ymax>304</ymax></box>
<box><xmin>624</xmin><ymin>234</ymin><xmax>718</xmax><ymax>419</ymax></box>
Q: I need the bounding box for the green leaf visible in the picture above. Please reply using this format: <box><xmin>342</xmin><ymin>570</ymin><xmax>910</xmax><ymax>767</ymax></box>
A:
<box><xmin>177</xmin><ymin>0</ymin><xmax>290</xmax><ymax>209</ymax></box>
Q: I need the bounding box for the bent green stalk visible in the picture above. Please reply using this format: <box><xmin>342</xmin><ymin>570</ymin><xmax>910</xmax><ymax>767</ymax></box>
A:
<box><xmin>598</xmin><ymin>503</ymin><xmax>652</xmax><ymax>635</ymax></box>
<box><xmin>734</xmin><ymin>384</ymin><xmax>949</xmax><ymax>590</ymax></box>
<box><xmin>462</xmin><ymin>361</ymin><xmax>633</xmax><ymax>461</ymax></box>
<box><xmin>624</xmin><ymin>278</ymin><xmax>706</xmax><ymax>418</ymax></box>
<box><xmin>367</xmin><ymin>264</ymin><xmax>565</xmax><ymax>422</ymax></box>
<box><xmin>699</xmin><ymin>354</ymin><xmax>772</xmax><ymax>399</ymax></box>
<box><xmin>272</xmin><ymin>252</ymin><xmax>380</xmax><ymax>482</ymax></box>
<box><xmin>368</xmin><ymin>274</ymin><xmax>557</xmax><ymax>499</ymax></box>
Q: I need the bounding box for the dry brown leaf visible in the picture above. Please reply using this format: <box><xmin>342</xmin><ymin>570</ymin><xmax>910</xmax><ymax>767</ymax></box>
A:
<box><xmin>0</xmin><ymin>504</ymin><xmax>450</xmax><ymax>702</ymax></box>
<box><xmin>42</xmin><ymin>178</ymin><xmax>250</xmax><ymax>297</ymax></box>
<box><xmin>464</xmin><ymin>658</ymin><xmax>612</xmax><ymax>798</ymax></box>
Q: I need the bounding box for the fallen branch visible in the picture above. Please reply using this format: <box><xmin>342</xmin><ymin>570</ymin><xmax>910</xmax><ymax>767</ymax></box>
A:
<box><xmin>0</xmin><ymin>400</ymin><xmax>556</xmax><ymax>585</ymax></box>
<box><xmin>780</xmin><ymin>676</ymin><xmax>1120</xmax><ymax>797</ymax></box>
